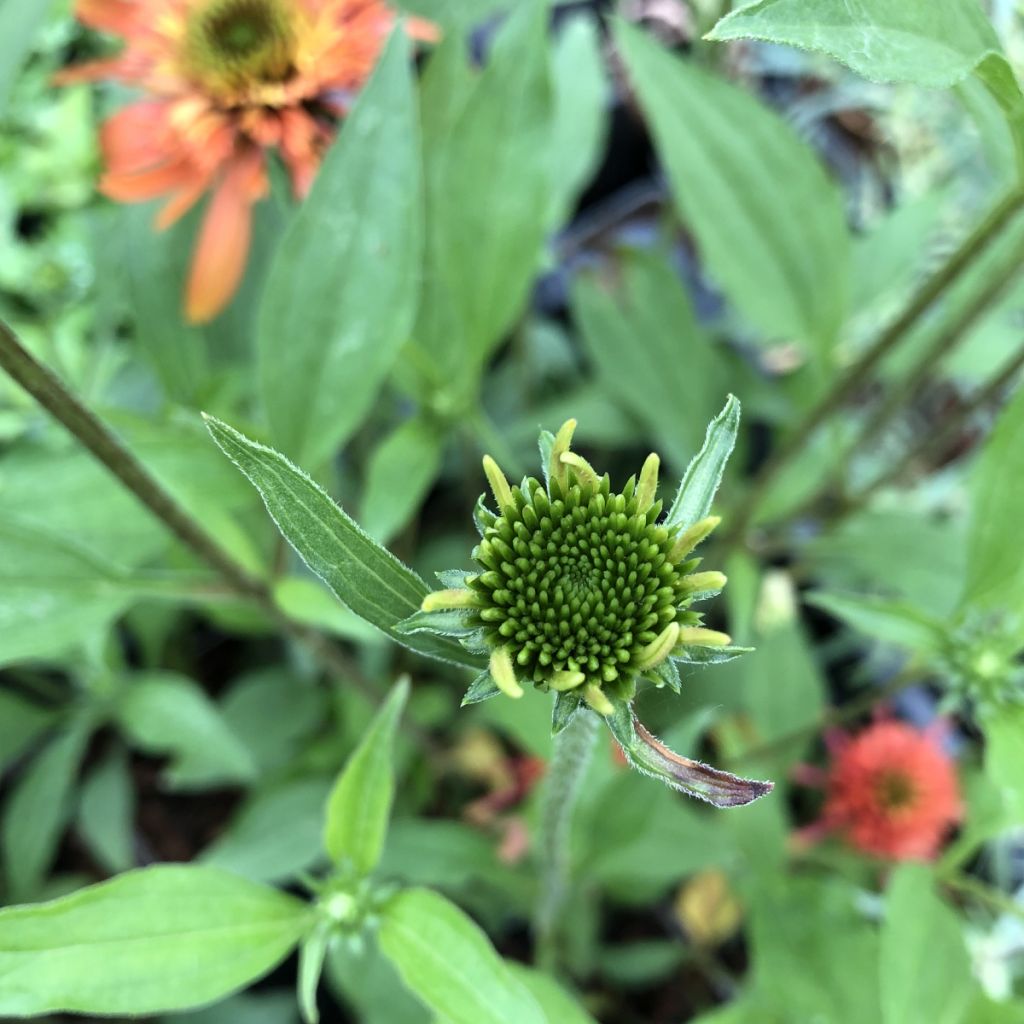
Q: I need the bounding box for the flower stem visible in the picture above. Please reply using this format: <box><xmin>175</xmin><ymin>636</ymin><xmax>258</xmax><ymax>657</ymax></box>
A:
<box><xmin>0</xmin><ymin>318</ymin><xmax>411</xmax><ymax>733</ymax></box>
<box><xmin>721</xmin><ymin>187</ymin><xmax>1024</xmax><ymax>551</ymax></box>
<box><xmin>535</xmin><ymin>708</ymin><xmax>600</xmax><ymax>973</ymax></box>
<box><xmin>728</xmin><ymin>667</ymin><xmax>924</xmax><ymax>769</ymax></box>
<box><xmin>941</xmin><ymin>871</ymin><xmax>1024</xmax><ymax>922</ymax></box>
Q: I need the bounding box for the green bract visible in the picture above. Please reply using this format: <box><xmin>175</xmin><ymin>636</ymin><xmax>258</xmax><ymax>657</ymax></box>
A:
<box><xmin>404</xmin><ymin>399</ymin><xmax>773</xmax><ymax>808</ymax></box>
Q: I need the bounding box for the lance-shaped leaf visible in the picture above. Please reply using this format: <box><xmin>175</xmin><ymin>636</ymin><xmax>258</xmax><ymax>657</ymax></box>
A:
<box><xmin>203</xmin><ymin>415</ymin><xmax>485</xmax><ymax>671</ymax></box>
<box><xmin>0</xmin><ymin>865</ymin><xmax>311</xmax><ymax>1016</ymax></box>
<box><xmin>665</xmin><ymin>395</ymin><xmax>741</xmax><ymax>530</ymax></box>
<box><xmin>259</xmin><ymin>31</ymin><xmax>422</xmax><ymax>469</ymax></box>
<box><xmin>606</xmin><ymin>699</ymin><xmax>772</xmax><ymax>808</ymax></box>
<box><xmin>378</xmin><ymin>888</ymin><xmax>545</xmax><ymax>1024</ymax></box>
<box><xmin>615</xmin><ymin>22</ymin><xmax>850</xmax><ymax>353</ymax></box>
<box><xmin>323</xmin><ymin>678</ymin><xmax>408</xmax><ymax>875</ymax></box>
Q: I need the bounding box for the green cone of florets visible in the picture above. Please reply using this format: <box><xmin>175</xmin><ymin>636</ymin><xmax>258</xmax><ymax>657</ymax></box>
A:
<box><xmin>416</xmin><ymin>420</ymin><xmax>734</xmax><ymax>716</ymax></box>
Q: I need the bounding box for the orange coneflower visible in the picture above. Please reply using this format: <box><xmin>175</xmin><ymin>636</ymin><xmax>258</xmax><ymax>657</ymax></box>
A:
<box><xmin>60</xmin><ymin>0</ymin><xmax>433</xmax><ymax>323</ymax></box>
<box><xmin>800</xmin><ymin>719</ymin><xmax>963</xmax><ymax>861</ymax></box>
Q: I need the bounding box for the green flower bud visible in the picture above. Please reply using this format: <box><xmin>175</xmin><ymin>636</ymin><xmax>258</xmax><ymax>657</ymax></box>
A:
<box><xmin>408</xmin><ymin>404</ymin><xmax>773</xmax><ymax>808</ymax></box>
<box><xmin>421</xmin><ymin>421</ymin><xmax>733</xmax><ymax>708</ymax></box>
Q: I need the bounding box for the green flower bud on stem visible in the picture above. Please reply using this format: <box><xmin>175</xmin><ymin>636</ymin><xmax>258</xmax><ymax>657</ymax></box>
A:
<box><xmin>409</xmin><ymin>406</ymin><xmax>773</xmax><ymax>809</ymax></box>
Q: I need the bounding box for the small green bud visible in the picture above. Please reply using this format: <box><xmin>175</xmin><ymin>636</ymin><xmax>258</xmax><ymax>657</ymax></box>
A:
<box><xmin>635</xmin><ymin>453</ymin><xmax>660</xmax><ymax>514</ymax></box>
<box><xmin>489</xmin><ymin>646</ymin><xmax>524</xmax><ymax>699</ymax></box>
<box><xmin>549</xmin><ymin>670</ymin><xmax>586</xmax><ymax>691</ymax></box>
<box><xmin>421</xmin><ymin>589</ymin><xmax>480</xmax><ymax>612</ymax></box>
<box><xmin>680</xmin><ymin>571</ymin><xmax>727</xmax><ymax>595</ymax></box>
<box><xmin>550</xmin><ymin>418</ymin><xmax>578</xmax><ymax>489</ymax></box>
<box><xmin>559</xmin><ymin>451</ymin><xmax>600</xmax><ymax>490</ymax></box>
<box><xmin>482</xmin><ymin>454</ymin><xmax>514</xmax><ymax>512</ymax></box>
<box><xmin>582</xmin><ymin>683</ymin><xmax>614</xmax><ymax>715</ymax></box>
<box><xmin>635</xmin><ymin>622</ymin><xmax>681</xmax><ymax>671</ymax></box>
<box><xmin>669</xmin><ymin>515</ymin><xmax>721</xmax><ymax>562</ymax></box>
<box><xmin>678</xmin><ymin>626</ymin><xmax>732</xmax><ymax>647</ymax></box>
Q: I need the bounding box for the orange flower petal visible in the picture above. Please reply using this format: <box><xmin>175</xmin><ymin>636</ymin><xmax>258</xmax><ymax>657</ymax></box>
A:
<box><xmin>53</xmin><ymin>56</ymin><xmax>133</xmax><ymax>86</ymax></box>
<box><xmin>100</xmin><ymin>102</ymin><xmax>175</xmax><ymax>175</ymax></box>
<box><xmin>155</xmin><ymin>177</ymin><xmax>212</xmax><ymax>230</ymax></box>
<box><xmin>407</xmin><ymin>17</ymin><xmax>440</xmax><ymax>43</ymax></box>
<box><xmin>76</xmin><ymin>0</ymin><xmax>139</xmax><ymax>34</ymax></box>
<box><xmin>100</xmin><ymin>157</ymin><xmax>198</xmax><ymax>202</ymax></box>
<box><xmin>185</xmin><ymin>150</ymin><xmax>267</xmax><ymax>324</ymax></box>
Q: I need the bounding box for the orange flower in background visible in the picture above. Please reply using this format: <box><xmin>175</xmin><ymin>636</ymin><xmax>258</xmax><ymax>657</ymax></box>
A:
<box><xmin>60</xmin><ymin>0</ymin><xmax>433</xmax><ymax>323</ymax></box>
<box><xmin>814</xmin><ymin>720</ymin><xmax>963</xmax><ymax>861</ymax></box>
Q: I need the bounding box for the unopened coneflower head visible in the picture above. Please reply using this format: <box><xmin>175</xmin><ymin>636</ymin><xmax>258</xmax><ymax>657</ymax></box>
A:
<box><xmin>402</xmin><ymin>400</ymin><xmax>774</xmax><ymax>808</ymax></box>
<box><xmin>59</xmin><ymin>0</ymin><xmax>434</xmax><ymax>322</ymax></box>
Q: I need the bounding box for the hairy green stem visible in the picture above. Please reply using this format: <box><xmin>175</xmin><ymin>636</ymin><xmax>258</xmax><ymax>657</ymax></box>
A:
<box><xmin>722</xmin><ymin>187</ymin><xmax>1024</xmax><ymax>550</ymax></box>
<box><xmin>0</xmin><ymin>319</ymin><xmax>396</xmax><ymax>723</ymax></box>
<box><xmin>535</xmin><ymin>708</ymin><xmax>600</xmax><ymax>973</ymax></box>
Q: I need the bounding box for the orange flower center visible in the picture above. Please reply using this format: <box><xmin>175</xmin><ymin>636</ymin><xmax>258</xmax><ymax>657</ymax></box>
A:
<box><xmin>875</xmin><ymin>769</ymin><xmax>917</xmax><ymax>812</ymax></box>
<box><xmin>184</xmin><ymin>0</ymin><xmax>296</xmax><ymax>97</ymax></box>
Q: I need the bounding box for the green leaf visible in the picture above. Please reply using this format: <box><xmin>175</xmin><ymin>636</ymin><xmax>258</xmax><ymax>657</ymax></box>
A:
<box><xmin>615</xmin><ymin>20</ymin><xmax>849</xmax><ymax>353</ymax></box>
<box><xmin>551</xmin><ymin>691</ymin><xmax>582</xmax><ymax>735</ymax></box>
<box><xmin>880</xmin><ymin>865</ymin><xmax>975</xmax><ymax>1024</ymax></box>
<box><xmin>507</xmin><ymin>964</ymin><xmax>598</xmax><ymax>1024</ymax></box>
<box><xmin>259</xmin><ymin>31</ymin><xmax>421</xmax><ymax>469</ymax></box>
<box><xmin>748</xmin><ymin>876</ymin><xmax>881</xmax><ymax>1022</ymax></box>
<box><xmin>415</xmin><ymin>0</ymin><xmax>553</xmax><ymax>390</ymax></box>
<box><xmin>806</xmin><ymin>591</ymin><xmax>945</xmax><ymax>656</ymax></box>
<box><xmin>115</xmin><ymin>672</ymin><xmax>257</xmax><ymax>789</ymax></box>
<box><xmin>326</xmin><ymin>935</ymin><xmax>430</xmax><ymax>1024</ymax></box>
<box><xmin>323</xmin><ymin>678</ymin><xmax>409</xmax><ymax>874</ymax></box>
<box><xmin>378</xmin><ymin>888</ymin><xmax>545</xmax><ymax>1024</ymax></box>
<box><xmin>200</xmin><ymin>777</ymin><xmax>333</xmax><ymax>884</ymax></box>
<box><xmin>0</xmin><ymin>517</ymin><xmax>139</xmax><ymax>667</ymax></box>
<box><xmin>965</xmin><ymin>385</ymin><xmax>1024</xmax><ymax>609</ymax></box>
<box><xmin>160</xmin><ymin>991</ymin><xmax>301</xmax><ymax>1024</ymax></box>
<box><xmin>573</xmin><ymin>250</ymin><xmax>725</xmax><ymax>467</ymax></box>
<box><xmin>548</xmin><ymin>14</ymin><xmax>608</xmax><ymax>229</ymax></box>
<box><xmin>606</xmin><ymin>699</ymin><xmax>772</xmax><ymax>807</ymax></box>
<box><xmin>0</xmin><ymin>690</ymin><xmax>55</xmax><ymax>771</ymax></box>
<box><xmin>203</xmin><ymin>415</ymin><xmax>484</xmax><ymax>670</ymax></box>
<box><xmin>77</xmin><ymin>747</ymin><xmax>135</xmax><ymax>874</ymax></box>
<box><xmin>272</xmin><ymin>577</ymin><xmax>382</xmax><ymax>645</ymax></box>
<box><xmin>298</xmin><ymin>925</ymin><xmax>330</xmax><ymax>1024</ymax></box>
<box><xmin>707</xmin><ymin>0</ymin><xmax>1024</xmax><ymax>153</ymax></box>
<box><xmin>708</xmin><ymin>0</ymin><xmax>1003</xmax><ymax>85</ymax></box>
<box><xmin>0</xmin><ymin>865</ymin><xmax>311</xmax><ymax>1017</ymax></box>
<box><xmin>2</xmin><ymin>720</ymin><xmax>91</xmax><ymax>900</ymax></box>
<box><xmin>121</xmin><ymin>204</ymin><xmax>210</xmax><ymax>405</ymax></box>
<box><xmin>461</xmin><ymin>670</ymin><xmax>502</xmax><ymax>706</ymax></box>
<box><xmin>362</xmin><ymin>418</ymin><xmax>444</xmax><ymax>544</ymax></box>
<box><xmin>983</xmin><ymin>705</ymin><xmax>1024</xmax><ymax>817</ymax></box>
<box><xmin>0</xmin><ymin>0</ymin><xmax>52</xmax><ymax>112</ymax></box>
<box><xmin>219</xmin><ymin>668</ymin><xmax>329</xmax><ymax>775</ymax></box>
<box><xmin>665</xmin><ymin>395</ymin><xmax>741</xmax><ymax>530</ymax></box>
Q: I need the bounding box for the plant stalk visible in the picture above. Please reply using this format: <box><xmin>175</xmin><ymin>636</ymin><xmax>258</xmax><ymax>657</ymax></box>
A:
<box><xmin>728</xmin><ymin>667</ymin><xmax>924</xmax><ymax>769</ymax></box>
<box><xmin>535</xmin><ymin>708</ymin><xmax>600</xmax><ymax>973</ymax></box>
<box><xmin>721</xmin><ymin>187</ymin><xmax>1024</xmax><ymax>550</ymax></box>
<box><xmin>840</xmin><ymin>341</ymin><xmax>1024</xmax><ymax>515</ymax></box>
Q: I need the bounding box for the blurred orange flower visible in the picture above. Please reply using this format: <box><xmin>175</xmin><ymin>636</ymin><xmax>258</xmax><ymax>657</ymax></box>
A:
<box><xmin>60</xmin><ymin>0</ymin><xmax>433</xmax><ymax>323</ymax></box>
<box><xmin>818</xmin><ymin>720</ymin><xmax>962</xmax><ymax>861</ymax></box>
